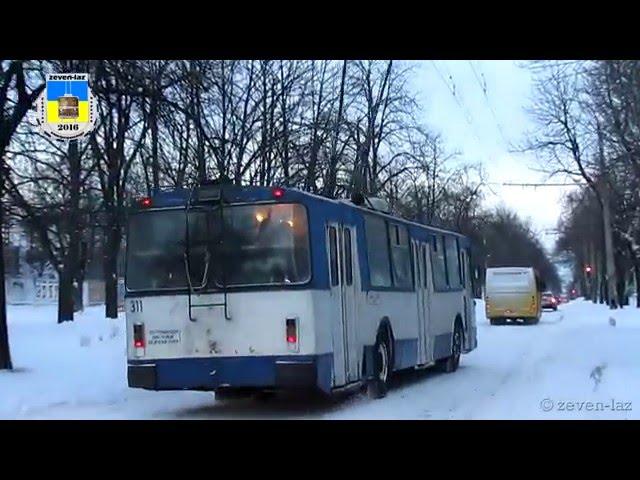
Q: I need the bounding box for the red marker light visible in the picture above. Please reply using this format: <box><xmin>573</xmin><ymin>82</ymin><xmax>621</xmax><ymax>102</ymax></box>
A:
<box><xmin>139</xmin><ymin>197</ymin><xmax>152</xmax><ymax>208</ymax></box>
<box><xmin>133</xmin><ymin>323</ymin><xmax>145</xmax><ymax>349</ymax></box>
<box><xmin>286</xmin><ymin>318</ymin><xmax>297</xmax><ymax>346</ymax></box>
<box><xmin>272</xmin><ymin>187</ymin><xmax>285</xmax><ymax>199</ymax></box>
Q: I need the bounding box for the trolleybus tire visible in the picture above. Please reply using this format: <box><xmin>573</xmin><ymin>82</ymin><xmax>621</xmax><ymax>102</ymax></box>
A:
<box><xmin>214</xmin><ymin>387</ymin><xmax>254</xmax><ymax>402</ymax></box>
<box><xmin>438</xmin><ymin>320</ymin><xmax>462</xmax><ymax>373</ymax></box>
<box><xmin>254</xmin><ymin>390</ymin><xmax>277</xmax><ymax>402</ymax></box>
<box><xmin>367</xmin><ymin>333</ymin><xmax>391</xmax><ymax>399</ymax></box>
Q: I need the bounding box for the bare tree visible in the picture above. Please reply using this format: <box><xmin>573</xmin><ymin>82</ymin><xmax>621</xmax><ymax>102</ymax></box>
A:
<box><xmin>90</xmin><ymin>60</ymin><xmax>149</xmax><ymax>318</ymax></box>
<box><xmin>526</xmin><ymin>61</ymin><xmax>620</xmax><ymax>308</ymax></box>
<box><xmin>0</xmin><ymin>60</ymin><xmax>45</xmax><ymax>369</ymax></box>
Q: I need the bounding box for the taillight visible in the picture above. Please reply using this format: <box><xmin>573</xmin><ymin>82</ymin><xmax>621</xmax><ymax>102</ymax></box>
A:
<box><xmin>286</xmin><ymin>318</ymin><xmax>298</xmax><ymax>351</ymax></box>
<box><xmin>272</xmin><ymin>187</ymin><xmax>285</xmax><ymax>199</ymax></box>
<box><xmin>139</xmin><ymin>197</ymin><xmax>152</xmax><ymax>208</ymax></box>
<box><xmin>133</xmin><ymin>323</ymin><xmax>145</xmax><ymax>350</ymax></box>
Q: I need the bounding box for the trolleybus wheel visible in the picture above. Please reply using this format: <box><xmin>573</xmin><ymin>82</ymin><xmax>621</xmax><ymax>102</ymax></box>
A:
<box><xmin>215</xmin><ymin>387</ymin><xmax>254</xmax><ymax>402</ymax></box>
<box><xmin>254</xmin><ymin>390</ymin><xmax>276</xmax><ymax>402</ymax></box>
<box><xmin>439</xmin><ymin>320</ymin><xmax>462</xmax><ymax>373</ymax></box>
<box><xmin>367</xmin><ymin>334</ymin><xmax>391</xmax><ymax>399</ymax></box>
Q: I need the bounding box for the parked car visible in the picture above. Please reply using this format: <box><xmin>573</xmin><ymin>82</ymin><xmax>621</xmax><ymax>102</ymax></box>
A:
<box><xmin>559</xmin><ymin>294</ymin><xmax>568</xmax><ymax>304</ymax></box>
<box><xmin>541</xmin><ymin>291</ymin><xmax>558</xmax><ymax>311</ymax></box>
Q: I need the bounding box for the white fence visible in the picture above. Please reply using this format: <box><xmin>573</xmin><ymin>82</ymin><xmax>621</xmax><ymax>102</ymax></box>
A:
<box><xmin>5</xmin><ymin>276</ymin><xmax>125</xmax><ymax>309</ymax></box>
<box><xmin>5</xmin><ymin>277</ymin><xmax>58</xmax><ymax>305</ymax></box>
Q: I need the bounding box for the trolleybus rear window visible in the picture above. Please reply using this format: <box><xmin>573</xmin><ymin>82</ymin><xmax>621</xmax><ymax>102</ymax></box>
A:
<box><xmin>126</xmin><ymin>203</ymin><xmax>311</xmax><ymax>291</ymax></box>
<box><xmin>126</xmin><ymin>209</ymin><xmax>190</xmax><ymax>291</ymax></box>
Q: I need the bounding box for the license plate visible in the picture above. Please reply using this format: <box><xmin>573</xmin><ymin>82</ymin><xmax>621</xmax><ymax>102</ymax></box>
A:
<box><xmin>147</xmin><ymin>329</ymin><xmax>181</xmax><ymax>346</ymax></box>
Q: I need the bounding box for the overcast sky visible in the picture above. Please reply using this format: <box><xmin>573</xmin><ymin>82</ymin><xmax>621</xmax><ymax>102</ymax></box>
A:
<box><xmin>411</xmin><ymin>60</ymin><xmax>579</xmax><ymax>252</ymax></box>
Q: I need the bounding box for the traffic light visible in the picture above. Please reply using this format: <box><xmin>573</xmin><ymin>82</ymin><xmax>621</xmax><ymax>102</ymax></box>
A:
<box><xmin>584</xmin><ymin>265</ymin><xmax>593</xmax><ymax>274</ymax></box>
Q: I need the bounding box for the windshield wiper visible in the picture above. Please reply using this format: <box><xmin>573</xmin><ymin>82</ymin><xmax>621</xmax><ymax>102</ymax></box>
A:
<box><xmin>184</xmin><ymin>249</ymin><xmax>210</xmax><ymax>292</ymax></box>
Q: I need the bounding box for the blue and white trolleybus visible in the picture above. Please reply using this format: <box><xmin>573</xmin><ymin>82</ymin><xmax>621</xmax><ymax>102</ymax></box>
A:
<box><xmin>125</xmin><ymin>182</ymin><xmax>477</xmax><ymax>399</ymax></box>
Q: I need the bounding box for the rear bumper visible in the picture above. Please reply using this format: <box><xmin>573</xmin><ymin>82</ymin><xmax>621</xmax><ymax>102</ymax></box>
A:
<box><xmin>486</xmin><ymin>308</ymin><xmax>537</xmax><ymax>318</ymax></box>
<box><xmin>128</xmin><ymin>354</ymin><xmax>333</xmax><ymax>394</ymax></box>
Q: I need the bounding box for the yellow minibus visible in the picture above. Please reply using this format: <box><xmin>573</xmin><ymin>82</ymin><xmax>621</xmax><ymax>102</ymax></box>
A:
<box><xmin>485</xmin><ymin>267</ymin><xmax>543</xmax><ymax>325</ymax></box>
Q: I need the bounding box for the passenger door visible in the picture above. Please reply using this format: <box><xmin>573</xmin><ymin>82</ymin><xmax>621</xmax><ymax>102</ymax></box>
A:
<box><xmin>412</xmin><ymin>240</ymin><xmax>427</xmax><ymax>365</ymax></box>
<box><xmin>416</xmin><ymin>242</ymin><xmax>433</xmax><ymax>364</ymax></box>
<box><xmin>327</xmin><ymin>223</ymin><xmax>360</xmax><ymax>386</ymax></box>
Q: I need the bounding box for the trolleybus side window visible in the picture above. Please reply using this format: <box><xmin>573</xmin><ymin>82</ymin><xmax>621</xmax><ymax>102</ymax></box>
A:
<box><xmin>458</xmin><ymin>240</ymin><xmax>466</xmax><ymax>288</ymax></box>
<box><xmin>445</xmin><ymin>235</ymin><xmax>462</xmax><ymax>289</ymax></box>
<box><xmin>328</xmin><ymin>226</ymin><xmax>339</xmax><ymax>286</ymax></box>
<box><xmin>423</xmin><ymin>244</ymin><xmax>429</xmax><ymax>287</ymax></box>
<box><xmin>432</xmin><ymin>235</ymin><xmax>448</xmax><ymax>290</ymax></box>
<box><xmin>389</xmin><ymin>223</ymin><xmax>412</xmax><ymax>289</ymax></box>
<box><xmin>364</xmin><ymin>215</ymin><xmax>392</xmax><ymax>287</ymax></box>
<box><xmin>344</xmin><ymin>228</ymin><xmax>353</xmax><ymax>286</ymax></box>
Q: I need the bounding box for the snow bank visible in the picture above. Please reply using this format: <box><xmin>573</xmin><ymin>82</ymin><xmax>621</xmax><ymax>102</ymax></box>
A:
<box><xmin>463</xmin><ymin>299</ymin><xmax>640</xmax><ymax>419</ymax></box>
<box><xmin>0</xmin><ymin>305</ymin><xmax>128</xmax><ymax>418</ymax></box>
<box><xmin>0</xmin><ymin>305</ymin><xmax>213</xmax><ymax>419</ymax></box>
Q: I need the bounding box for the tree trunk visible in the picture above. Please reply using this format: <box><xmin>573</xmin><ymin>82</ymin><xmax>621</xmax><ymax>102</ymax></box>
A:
<box><xmin>74</xmin><ymin>241</ymin><xmax>87</xmax><ymax>312</ymax></box>
<box><xmin>590</xmin><ymin>243</ymin><xmax>597</xmax><ymax>303</ymax></box>
<box><xmin>73</xmin><ymin>275</ymin><xmax>84</xmax><ymax>312</ymax></box>
<box><xmin>578</xmin><ymin>259</ymin><xmax>587</xmax><ymax>299</ymax></box>
<box><xmin>57</xmin><ymin>266</ymin><xmax>75</xmax><ymax>323</ymax></box>
<box><xmin>57</xmin><ymin>141</ymin><xmax>81</xmax><ymax>323</ymax></box>
<box><xmin>0</xmin><ymin>186</ymin><xmax>12</xmax><ymax>370</ymax></box>
<box><xmin>635</xmin><ymin>262</ymin><xmax>640</xmax><ymax>308</ymax></box>
<box><xmin>581</xmin><ymin>246</ymin><xmax>591</xmax><ymax>300</ymax></box>
<box><xmin>617</xmin><ymin>276</ymin><xmax>627</xmax><ymax>307</ymax></box>
<box><xmin>104</xmin><ymin>222</ymin><xmax>120</xmax><ymax>319</ymax></box>
<box><xmin>595</xmin><ymin>126</ymin><xmax>618</xmax><ymax>310</ymax></box>
<box><xmin>601</xmin><ymin>189</ymin><xmax>618</xmax><ymax>309</ymax></box>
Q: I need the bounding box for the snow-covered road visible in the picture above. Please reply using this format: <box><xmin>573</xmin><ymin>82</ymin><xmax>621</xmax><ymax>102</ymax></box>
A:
<box><xmin>1</xmin><ymin>299</ymin><xmax>639</xmax><ymax>419</ymax></box>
